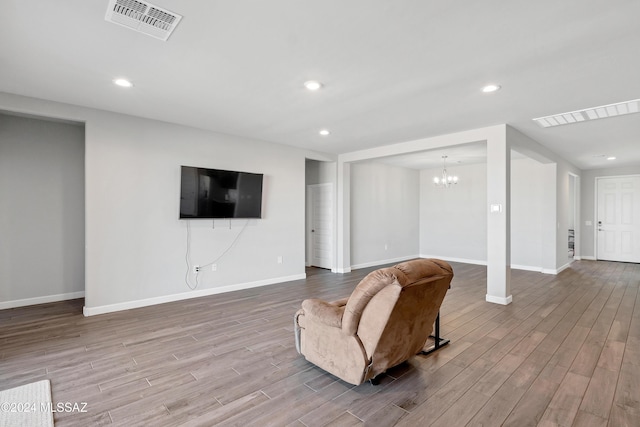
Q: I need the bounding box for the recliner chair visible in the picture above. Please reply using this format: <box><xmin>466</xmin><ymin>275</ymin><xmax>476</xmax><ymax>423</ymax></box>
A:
<box><xmin>294</xmin><ymin>258</ymin><xmax>453</xmax><ymax>385</ymax></box>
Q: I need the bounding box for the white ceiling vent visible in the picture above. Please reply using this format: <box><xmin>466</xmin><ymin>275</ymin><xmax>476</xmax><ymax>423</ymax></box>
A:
<box><xmin>533</xmin><ymin>99</ymin><xmax>640</xmax><ymax>128</ymax></box>
<box><xmin>105</xmin><ymin>0</ymin><xmax>182</xmax><ymax>41</ymax></box>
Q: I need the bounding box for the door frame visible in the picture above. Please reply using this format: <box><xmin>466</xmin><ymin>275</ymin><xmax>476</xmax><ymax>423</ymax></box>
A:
<box><xmin>594</xmin><ymin>174</ymin><xmax>640</xmax><ymax>261</ymax></box>
<box><xmin>568</xmin><ymin>172</ymin><xmax>579</xmax><ymax>261</ymax></box>
<box><xmin>306</xmin><ymin>183</ymin><xmax>335</xmax><ymax>270</ymax></box>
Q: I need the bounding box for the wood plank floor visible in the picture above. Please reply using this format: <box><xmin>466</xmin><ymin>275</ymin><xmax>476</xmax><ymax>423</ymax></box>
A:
<box><xmin>1</xmin><ymin>260</ymin><xmax>639</xmax><ymax>426</ymax></box>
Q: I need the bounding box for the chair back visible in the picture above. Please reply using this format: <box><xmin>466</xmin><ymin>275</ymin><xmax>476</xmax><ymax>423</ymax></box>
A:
<box><xmin>343</xmin><ymin>259</ymin><xmax>453</xmax><ymax>377</ymax></box>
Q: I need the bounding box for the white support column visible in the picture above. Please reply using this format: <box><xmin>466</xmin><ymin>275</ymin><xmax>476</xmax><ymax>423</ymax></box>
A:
<box><xmin>541</xmin><ymin>163</ymin><xmax>558</xmax><ymax>272</ymax></box>
<box><xmin>486</xmin><ymin>134</ymin><xmax>512</xmax><ymax>304</ymax></box>
<box><xmin>335</xmin><ymin>161</ymin><xmax>351</xmax><ymax>273</ymax></box>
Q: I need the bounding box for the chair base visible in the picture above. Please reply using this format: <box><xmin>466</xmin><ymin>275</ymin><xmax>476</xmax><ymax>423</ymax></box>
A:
<box><xmin>419</xmin><ymin>311</ymin><xmax>449</xmax><ymax>355</ymax></box>
<box><xmin>420</xmin><ymin>337</ymin><xmax>450</xmax><ymax>355</ymax></box>
<box><xmin>369</xmin><ymin>375</ymin><xmax>382</xmax><ymax>385</ymax></box>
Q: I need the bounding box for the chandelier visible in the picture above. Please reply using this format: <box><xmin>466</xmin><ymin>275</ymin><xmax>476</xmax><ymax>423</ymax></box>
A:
<box><xmin>433</xmin><ymin>155</ymin><xmax>458</xmax><ymax>188</ymax></box>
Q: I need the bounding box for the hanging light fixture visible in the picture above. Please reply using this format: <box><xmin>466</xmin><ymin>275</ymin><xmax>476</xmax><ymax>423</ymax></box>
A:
<box><xmin>433</xmin><ymin>155</ymin><xmax>458</xmax><ymax>188</ymax></box>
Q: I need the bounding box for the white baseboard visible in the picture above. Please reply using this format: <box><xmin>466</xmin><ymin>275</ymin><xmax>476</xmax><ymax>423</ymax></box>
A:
<box><xmin>507</xmin><ymin>264</ymin><xmax>571</xmax><ymax>275</ymax></box>
<box><xmin>534</xmin><ymin>262</ymin><xmax>572</xmax><ymax>275</ymax></box>
<box><xmin>420</xmin><ymin>256</ymin><xmax>574</xmax><ymax>275</ymax></box>
<box><xmin>83</xmin><ymin>273</ymin><xmax>306</xmax><ymax>317</ymax></box>
<box><xmin>581</xmin><ymin>256</ymin><xmax>597</xmax><ymax>261</ymax></box>
<box><xmin>420</xmin><ymin>254</ymin><xmax>487</xmax><ymax>266</ymax></box>
<box><xmin>511</xmin><ymin>264</ymin><xmax>543</xmax><ymax>273</ymax></box>
<box><xmin>486</xmin><ymin>294</ymin><xmax>513</xmax><ymax>305</ymax></box>
<box><xmin>351</xmin><ymin>254</ymin><xmax>420</xmax><ymax>271</ymax></box>
<box><xmin>332</xmin><ymin>267</ymin><xmax>351</xmax><ymax>274</ymax></box>
<box><xmin>0</xmin><ymin>291</ymin><xmax>85</xmax><ymax>310</ymax></box>
<box><xmin>554</xmin><ymin>262</ymin><xmax>571</xmax><ymax>274</ymax></box>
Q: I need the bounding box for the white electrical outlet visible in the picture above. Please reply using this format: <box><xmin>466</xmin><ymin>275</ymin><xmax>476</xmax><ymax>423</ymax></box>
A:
<box><xmin>384</xmin><ymin>243</ymin><xmax>388</xmax><ymax>250</ymax></box>
<box><xmin>211</xmin><ymin>264</ymin><xmax>217</xmax><ymax>271</ymax></box>
<box><xmin>193</xmin><ymin>265</ymin><xmax>200</xmax><ymax>273</ymax></box>
<box><xmin>277</xmin><ymin>256</ymin><xmax>283</xmax><ymax>264</ymax></box>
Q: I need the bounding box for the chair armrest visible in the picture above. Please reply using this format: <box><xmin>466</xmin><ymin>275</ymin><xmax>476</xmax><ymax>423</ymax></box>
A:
<box><xmin>301</xmin><ymin>299</ymin><xmax>345</xmax><ymax>328</ymax></box>
<box><xmin>331</xmin><ymin>297</ymin><xmax>349</xmax><ymax>307</ymax></box>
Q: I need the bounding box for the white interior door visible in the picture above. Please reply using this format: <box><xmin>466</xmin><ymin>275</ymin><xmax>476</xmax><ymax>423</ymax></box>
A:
<box><xmin>597</xmin><ymin>176</ymin><xmax>640</xmax><ymax>262</ymax></box>
<box><xmin>309</xmin><ymin>183</ymin><xmax>333</xmax><ymax>269</ymax></box>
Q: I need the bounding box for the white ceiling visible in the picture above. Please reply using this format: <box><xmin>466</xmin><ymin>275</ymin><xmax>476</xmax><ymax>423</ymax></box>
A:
<box><xmin>1</xmin><ymin>0</ymin><xmax>639</xmax><ymax>170</ymax></box>
<box><xmin>371</xmin><ymin>142</ymin><xmax>487</xmax><ymax>170</ymax></box>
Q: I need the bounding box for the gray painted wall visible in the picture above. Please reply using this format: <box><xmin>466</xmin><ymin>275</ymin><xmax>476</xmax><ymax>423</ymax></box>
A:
<box><xmin>305</xmin><ymin>159</ymin><xmax>320</xmax><ymax>186</ymax></box>
<box><xmin>0</xmin><ymin>114</ymin><xmax>85</xmax><ymax>305</ymax></box>
<box><xmin>84</xmin><ymin>112</ymin><xmax>306</xmax><ymax>309</ymax></box>
<box><xmin>580</xmin><ymin>165</ymin><xmax>640</xmax><ymax>258</ymax></box>
<box><xmin>5</xmin><ymin>90</ymin><xmax>626</xmax><ymax>313</ymax></box>
<box><xmin>305</xmin><ymin>159</ymin><xmax>335</xmax><ymax>186</ymax></box>
<box><xmin>350</xmin><ymin>162</ymin><xmax>419</xmax><ymax>267</ymax></box>
<box><xmin>0</xmin><ymin>92</ymin><xmax>309</xmax><ymax>313</ymax></box>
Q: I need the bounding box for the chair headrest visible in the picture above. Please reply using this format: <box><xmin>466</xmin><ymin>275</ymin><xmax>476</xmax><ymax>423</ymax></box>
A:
<box><xmin>391</xmin><ymin>258</ymin><xmax>453</xmax><ymax>285</ymax></box>
<box><xmin>342</xmin><ymin>258</ymin><xmax>452</xmax><ymax>336</ymax></box>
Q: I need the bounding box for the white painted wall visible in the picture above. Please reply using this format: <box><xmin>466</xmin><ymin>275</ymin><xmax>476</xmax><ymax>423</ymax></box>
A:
<box><xmin>0</xmin><ymin>92</ymin><xmax>309</xmax><ymax>315</ymax></box>
<box><xmin>506</xmin><ymin>126</ymin><xmax>580</xmax><ymax>273</ymax></box>
<box><xmin>541</xmin><ymin>163</ymin><xmax>558</xmax><ymax>271</ymax></box>
<box><xmin>418</xmin><ymin>156</ymin><xmax>557</xmax><ymax>273</ymax></box>
<box><xmin>512</xmin><ymin>159</ymin><xmax>558</xmax><ymax>274</ymax></box>
<box><xmin>580</xmin><ymin>165</ymin><xmax>640</xmax><ymax>259</ymax></box>
<box><xmin>511</xmin><ymin>157</ymin><xmax>546</xmax><ymax>270</ymax></box>
<box><xmin>555</xmin><ymin>164</ymin><xmax>572</xmax><ymax>269</ymax></box>
<box><xmin>0</xmin><ymin>113</ymin><xmax>85</xmax><ymax>307</ymax></box>
<box><xmin>420</xmin><ymin>162</ymin><xmax>487</xmax><ymax>263</ymax></box>
<box><xmin>350</xmin><ymin>162</ymin><xmax>419</xmax><ymax>268</ymax></box>
<box><xmin>569</xmin><ymin>175</ymin><xmax>575</xmax><ymax>230</ymax></box>
<box><xmin>336</xmin><ymin>125</ymin><xmax>508</xmax><ymax>274</ymax></box>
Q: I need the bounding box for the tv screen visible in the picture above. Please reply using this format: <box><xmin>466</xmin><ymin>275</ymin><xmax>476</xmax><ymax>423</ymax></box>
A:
<box><xmin>179</xmin><ymin>166</ymin><xmax>263</xmax><ymax>219</ymax></box>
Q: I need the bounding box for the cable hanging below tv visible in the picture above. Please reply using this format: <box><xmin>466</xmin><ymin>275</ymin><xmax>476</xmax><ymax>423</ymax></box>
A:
<box><xmin>179</xmin><ymin>166</ymin><xmax>263</xmax><ymax>219</ymax></box>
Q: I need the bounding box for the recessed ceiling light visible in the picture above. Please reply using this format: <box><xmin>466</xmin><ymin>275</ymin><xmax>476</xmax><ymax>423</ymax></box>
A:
<box><xmin>607</xmin><ymin>156</ymin><xmax>616</xmax><ymax>160</ymax></box>
<box><xmin>482</xmin><ymin>84</ymin><xmax>501</xmax><ymax>93</ymax></box>
<box><xmin>304</xmin><ymin>81</ymin><xmax>323</xmax><ymax>91</ymax></box>
<box><xmin>113</xmin><ymin>78</ymin><xmax>133</xmax><ymax>88</ymax></box>
<box><xmin>319</xmin><ymin>129</ymin><xmax>330</xmax><ymax>136</ymax></box>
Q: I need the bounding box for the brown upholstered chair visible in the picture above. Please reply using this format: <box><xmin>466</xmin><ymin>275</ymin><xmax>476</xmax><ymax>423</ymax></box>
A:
<box><xmin>294</xmin><ymin>258</ymin><xmax>453</xmax><ymax>385</ymax></box>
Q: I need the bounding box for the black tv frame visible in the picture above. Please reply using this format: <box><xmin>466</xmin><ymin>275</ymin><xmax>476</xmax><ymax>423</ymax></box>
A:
<box><xmin>179</xmin><ymin>166</ymin><xmax>263</xmax><ymax>219</ymax></box>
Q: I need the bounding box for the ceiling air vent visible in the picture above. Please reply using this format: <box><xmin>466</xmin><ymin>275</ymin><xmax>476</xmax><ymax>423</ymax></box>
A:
<box><xmin>533</xmin><ymin>99</ymin><xmax>640</xmax><ymax>128</ymax></box>
<box><xmin>105</xmin><ymin>0</ymin><xmax>182</xmax><ymax>41</ymax></box>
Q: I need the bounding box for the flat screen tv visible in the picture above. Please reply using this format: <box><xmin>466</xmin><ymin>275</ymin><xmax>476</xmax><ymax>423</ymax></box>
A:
<box><xmin>179</xmin><ymin>166</ymin><xmax>263</xmax><ymax>219</ymax></box>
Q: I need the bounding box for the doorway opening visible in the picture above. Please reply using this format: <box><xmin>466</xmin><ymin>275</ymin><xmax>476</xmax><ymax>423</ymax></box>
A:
<box><xmin>0</xmin><ymin>111</ymin><xmax>85</xmax><ymax>310</ymax></box>
<box><xmin>305</xmin><ymin>159</ymin><xmax>336</xmax><ymax>270</ymax></box>
<box><xmin>568</xmin><ymin>173</ymin><xmax>578</xmax><ymax>262</ymax></box>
